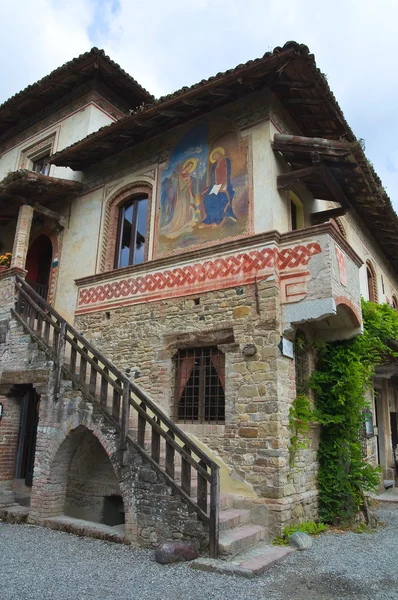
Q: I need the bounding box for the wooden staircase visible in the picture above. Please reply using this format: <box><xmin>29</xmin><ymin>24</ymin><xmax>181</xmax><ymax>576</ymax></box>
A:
<box><xmin>11</xmin><ymin>276</ymin><xmax>269</xmax><ymax>559</ymax></box>
<box><xmin>12</xmin><ymin>276</ymin><xmax>220</xmax><ymax>556</ymax></box>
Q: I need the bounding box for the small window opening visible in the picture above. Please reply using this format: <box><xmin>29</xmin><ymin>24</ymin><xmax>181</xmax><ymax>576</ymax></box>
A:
<box><xmin>175</xmin><ymin>347</ymin><xmax>225</xmax><ymax>424</ymax></box>
<box><xmin>392</xmin><ymin>295</ymin><xmax>398</xmax><ymax>310</ymax></box>
<box><xmin>32</xmin><ymin>153</ymin><xmax>51</xmax><ymax>176</ymax></box>
<box><xmin>194</xmin><ymin>298</ymin><xmax>200</xmax><ymax>306</ymax></box>
<box><xmin>105</xmin><ymin>311</ymin><xmax>111</xmax><ymax>320</ymax></box>
<box><xmin>291</xmin><ymin>199</ymin><xmax>298</xmax><ymax>231</ymax></box>
<box><xmin>102</xmin><ymin>494</ymin><xmax>125</xmax><ymax>526</ymax></box>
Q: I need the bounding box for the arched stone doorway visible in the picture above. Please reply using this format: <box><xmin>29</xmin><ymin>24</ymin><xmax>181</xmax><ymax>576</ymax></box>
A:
<box><xmin>38</xmin><ymin>426</ymin><xmax>125</xmax><ymax>529</ymax></box>
<box><xmin>26</xmin><ymin>234</ymin><xmax>53</xmax><ymax>300</ymax></box>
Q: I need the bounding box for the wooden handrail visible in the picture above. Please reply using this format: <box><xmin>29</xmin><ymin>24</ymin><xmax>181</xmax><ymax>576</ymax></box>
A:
<box><xmin>12</xmin><ymin>275</ymin><xmax>220</xmax><ymax>557</ymax></box>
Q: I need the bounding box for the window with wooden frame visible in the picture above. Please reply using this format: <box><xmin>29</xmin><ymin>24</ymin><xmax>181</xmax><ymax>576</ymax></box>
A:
<box><xmin>366</xmin><ymin>260</ymin><xmax>378</xmax><ymax>303</ymax></box>
<box><xmin>392</xmin><ymin>295</ymin><xmax>398</xmax><ymax>310</ymax></box>
<box><xmin>115</xmin><ymin>195</ymin><xmax>148</xmax><ymax>268</ymax></box>
<box><xmin>20</xmin><ymin>134</ymin><xmax>55</xmax><ymax>175</ymax></box>
<box><xmin>174</xmin><ymin>347</ymin><xmax>225</xmax><ymax>424</ymax></box>
<box><xmin>32</xmin><ymin>152</ymin><xmax>51</xmax><ymax>176</ymax></box>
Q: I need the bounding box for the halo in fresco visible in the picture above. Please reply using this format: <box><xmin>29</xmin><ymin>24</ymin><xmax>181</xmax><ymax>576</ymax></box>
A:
<box><xmin>156</xmin><ymin>119</ymin><xmax>251</xmax><ymax>255</ymax></box>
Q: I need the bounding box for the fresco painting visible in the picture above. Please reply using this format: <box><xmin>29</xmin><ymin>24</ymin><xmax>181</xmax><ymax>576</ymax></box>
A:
<box><xmin>157</xmin><ymin>120</ymin><xmax>250</xmax><ymax>256</ymax></box>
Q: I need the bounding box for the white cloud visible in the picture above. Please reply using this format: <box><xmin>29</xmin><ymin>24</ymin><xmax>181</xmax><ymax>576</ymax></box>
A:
<box><xmin>0</xmin><ymin>0</ymin><xmax>397</xmax><ymax>207</ymax></box>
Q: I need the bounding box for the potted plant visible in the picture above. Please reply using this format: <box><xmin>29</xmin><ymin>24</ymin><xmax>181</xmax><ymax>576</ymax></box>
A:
<box><xmin>0</xmin><ymin>252</ymin><xmax>12</xmax><ymax>273</ymax></box>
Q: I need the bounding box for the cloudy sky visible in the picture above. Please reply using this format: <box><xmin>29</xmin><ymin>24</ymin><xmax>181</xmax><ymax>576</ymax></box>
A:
<box><xmin>1</xmin><ymin>0</ymin><xmax>397</xmax><ymax>206</ymax></box>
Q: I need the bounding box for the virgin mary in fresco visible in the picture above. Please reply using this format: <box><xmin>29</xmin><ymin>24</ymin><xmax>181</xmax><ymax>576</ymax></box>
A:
<box><xmin>160</xmin><ymin>158</ymin><xmax>199</xmax><ymax>239</ymax></box>
<box><xmin>200</xmin><ymin>147</ymin><xmax>237</xmax><ymax>227</ymax></box>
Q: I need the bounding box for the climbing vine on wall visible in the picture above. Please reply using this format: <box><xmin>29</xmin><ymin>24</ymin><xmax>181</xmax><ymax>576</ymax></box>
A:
<box><xmin>311</xmin><ymin>299</ymin><xmax>398</xmax><ymax>524</ymax></box>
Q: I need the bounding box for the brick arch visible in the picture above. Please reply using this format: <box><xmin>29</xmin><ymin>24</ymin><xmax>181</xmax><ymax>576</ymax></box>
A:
<box><xmin>28</xmin><ymin>228</ymin><xmax>62</xmax><ymax>305</ymax></box>
<box><xmin>101</xmin><ymin>181</ymin><xmax>153</xmax><ymax>273</ymax></box>
<box><xmin>30</xmin><ymin>424</ymin><xmax>129</xmax><ymax>525</ymax></box>
<box><xmin>334</xmin><ymin>296</ymin><xmax>362</xmax><ymax>328</ymax></box>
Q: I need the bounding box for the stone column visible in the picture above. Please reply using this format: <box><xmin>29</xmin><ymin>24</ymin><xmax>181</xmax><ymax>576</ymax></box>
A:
<box><xmin>10</xmin><ymin>203</ymin><xmax>34</xmax><ymax>270</ymax></box>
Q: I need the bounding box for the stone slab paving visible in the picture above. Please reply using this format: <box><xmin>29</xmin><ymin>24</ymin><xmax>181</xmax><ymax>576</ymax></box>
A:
<box><xmin>1</xmin><ymin>507</ymin><xmax>398</xmax><ymax>600</ymax></box>
<box><xmin>192</xmin><ymin>544</ymin><xmax>294</xmax><ymax>578</ymax></box>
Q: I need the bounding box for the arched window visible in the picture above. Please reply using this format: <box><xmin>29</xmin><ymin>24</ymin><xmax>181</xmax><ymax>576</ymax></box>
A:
<box><xmin>290</xmin><ymin>191</ymin><xmax>304</xmax><ymax>231</ymax></box>
<box><xmin>115</xmin><ymin>195</ymin><xmax>148</xmax><ymax>268</ymax></box>
<box><xmin>366</xmin><ymin>260</ymin><xmax>378</xmax><ymax>303</ymax></box>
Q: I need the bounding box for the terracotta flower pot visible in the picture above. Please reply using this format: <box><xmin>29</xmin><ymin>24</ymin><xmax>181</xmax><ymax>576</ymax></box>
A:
<box><xmin>0</xmin><ymin>265</ymin><xmax>9</xmax><ymax>273</ymax></box>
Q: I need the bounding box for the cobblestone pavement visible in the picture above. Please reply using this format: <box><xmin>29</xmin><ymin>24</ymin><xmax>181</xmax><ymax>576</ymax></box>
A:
<box><xmin>1</xmin><ymin>507</ymin><xmax>397</xmax><ymax>600</ymax></box>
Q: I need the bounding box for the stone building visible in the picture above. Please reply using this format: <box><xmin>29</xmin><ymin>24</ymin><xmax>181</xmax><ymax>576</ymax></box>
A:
<box><xmin>0</xmin><ymin>42</ymin><xmax>397</xmax><ymax>556</ymax></box>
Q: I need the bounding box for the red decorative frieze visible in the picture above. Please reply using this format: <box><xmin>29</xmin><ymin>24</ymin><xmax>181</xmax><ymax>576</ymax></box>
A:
<box><xmin>76</xmin><ymin>242</ymin><xmax>321</xmax><ymax>314</ymax></box>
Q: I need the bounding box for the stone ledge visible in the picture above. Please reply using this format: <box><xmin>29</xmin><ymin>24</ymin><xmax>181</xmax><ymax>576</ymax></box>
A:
<box><xmin>191</xmin><ymin>544</ymin><xmax>294</xmax><ymax>578</ymax></box>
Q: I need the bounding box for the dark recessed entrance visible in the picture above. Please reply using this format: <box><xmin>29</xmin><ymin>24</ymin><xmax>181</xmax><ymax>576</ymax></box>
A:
<box><xmin>26</xmin><ymin>234</ymin><xmax>53</xmax><ymax>300</ymax></box>
<box><xmin>102</xmin><ymin>495</ymin><xmax>125</xmax><ymax>526</ymax></box>
<box><xmin>15</xmin><ymin>387</ymin><xmax>40</xmax><ymax>487</ymax></box>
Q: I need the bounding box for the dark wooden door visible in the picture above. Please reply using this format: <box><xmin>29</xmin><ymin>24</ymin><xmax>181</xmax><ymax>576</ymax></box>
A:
<box><xmin>15</xmin><ymin>389</ymin><xmax>40</xmax><ymax>486</ymax></box>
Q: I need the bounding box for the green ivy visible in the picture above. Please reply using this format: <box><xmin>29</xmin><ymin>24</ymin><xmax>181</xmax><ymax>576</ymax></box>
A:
<box><xmin>288</xmin><ymin>394</ymin><xmax>313</xmax><ymax>468</ymax></box>
<box><xmin>310</xmin><ymin>300</ymin><xmax>398</xmax><ymax>524</ymax></box>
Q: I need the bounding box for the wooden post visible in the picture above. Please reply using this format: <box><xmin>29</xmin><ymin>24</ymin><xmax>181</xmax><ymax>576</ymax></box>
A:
<box><xmin>54</xmin><ymin>321</ymin><xmax>66</xmax><ymax>400</ymax></box>
<box><xmin>209</xmin><ymin>464</ymin><xmax>220</xmax><ymax>559</ymax></box>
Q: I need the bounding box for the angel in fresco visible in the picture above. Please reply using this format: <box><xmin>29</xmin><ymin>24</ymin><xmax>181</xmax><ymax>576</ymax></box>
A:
<box><xmin>200</xmin><ymin>147</ymin><xmax>237</xmax><ymax>228</ymax></box>
<box><xmin>161</xmin><ymin>158</ymin><xmax>199</xmax><ymax>239</ymax></box>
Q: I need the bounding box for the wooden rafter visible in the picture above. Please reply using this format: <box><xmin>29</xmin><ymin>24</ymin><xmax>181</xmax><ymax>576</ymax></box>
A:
<box><xmin>277</xmin><ymin>166</ymin><xmax>319</xmax><ymax>191</ymax></box>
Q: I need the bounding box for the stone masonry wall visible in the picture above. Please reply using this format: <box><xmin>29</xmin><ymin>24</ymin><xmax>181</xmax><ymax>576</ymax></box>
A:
<box><xmin>0</xmin><ymin>390</ymin><xmax>22</xmax><ymax>491</ymax></box>
<box><xmin>75</xmin><ymin>278</ymin><xmax>320</xmax><ymax>535</ymax></box>
<box><xmin>29</xmin><ymin>383</ymin><xmax>207</xmax><ymax>548</ymax></box>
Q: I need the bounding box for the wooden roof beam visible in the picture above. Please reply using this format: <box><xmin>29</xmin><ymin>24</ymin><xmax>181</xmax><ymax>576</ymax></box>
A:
<box><xmin>311</xmin><ymin>206</ymin><xmax>347</xmax><ymax>224</ymax></box>
<box><xmin>277</xmin><ymin>166</ymin><xmax>320</xmax><ymax>191</ymax></box>
<box><xmin>33</xmin><ymin>202</ymin><xmax>66</xmax><ymax>228</ymax></box>
<box><xmin>318</xmin><ymin>165</ymin><xmax>350</xmax><ymax>208</ymax></box>
<box><xmin>274</xmin><ymin>81</ymin><xmax>314</xmax><ymax>88</ymax></box>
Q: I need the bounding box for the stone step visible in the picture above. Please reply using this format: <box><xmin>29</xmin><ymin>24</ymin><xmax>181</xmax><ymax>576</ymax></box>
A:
<box><xmin>219</xmin><ymin>508</ymin><xmax>252</xmax><ymax>532</ymax></box>
<box><xmin>218</xmin><ymin>524</ymin><xmax>267</xmax><ymax>557</ymax></box>
<box><xmin>191</xmin><ymin>543</ymin><xmax>294</xmax><ymax>578</ymax></box>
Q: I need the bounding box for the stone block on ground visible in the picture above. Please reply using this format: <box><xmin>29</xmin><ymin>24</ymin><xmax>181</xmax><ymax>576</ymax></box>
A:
<box><xmin>155</xmin><ymin>540</ymin><xmax>198</xmax><ymax>564</ymax></box>
<box><xmin>289</xmin><ymin>531</ymin><xmax>312</xmax><ymax>550</ymax></box>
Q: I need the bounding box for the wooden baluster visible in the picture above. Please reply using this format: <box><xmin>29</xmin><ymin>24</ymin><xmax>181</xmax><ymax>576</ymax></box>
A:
<box><xmin>100</xmin><ymin>367</ymin><xmax>109</xmax><ymax>407</ymax></box>
<box><xmin>79</xmin><ymin>346</ymin><xmax>88</xmax><ymax>385</ymax></box>
<box><xmin>120</xmin><ymin>380</ymin><xmax>130</xmax><ymax>445</ymax></box>
<box><xmin>165</xmin><ymin>431</ymin><xmax>175</xmax><ymax>479</ymax></box>
<box><xmin>28</xmin><ymin>297</ymin><xmax>36</xmax><ymax>329</ymax></box>
<box><xmin>16</xmin><ymin>288</ymin><xmax>23</xmax><ymax>315</ymax></box>
<box><xmin>197</xmin><ymin>460</ymin><xmax>208</xmax><ymax>514</ymax></box>
<box><xmin>209</xmin><ymin>465</ymin><xmax>220</xmax><ymax>559</ymax></box>
<box><xmin>151</xmin><ymin>418</ymin><xmax>161</xmax><ymax>464</ymax></box>
<box><xmin>36</xmin><ymin>310</ymin><xmax>43</xmax><ymax>337</ymax></box>
<box><xmin>112</xmin><ymin>379</ymin><xmax>121</xmax><ymax>421</ymax></box>
<box><xmin>69</xmin><ymin>338</ymin><xmax>77</xmax><ymax>375</ymax></box>
<box><xmin>137</xmin><ymin>403</ymin><xmax>147</xmax><ymax>448</ymax></box>
<box><xmin>22</xmin><ymin>294</ymin><xmax>30</xmax><ymax>322</ymax></box>
<box><xmin>52</xmin><ymin>321</ymin><xmax>59</xmax><ymax>353</ymax></box>
<box><xmin>181</xmin><ymin>445</ymin><xmax>192</xmax><ymax>496</ymax></box>
<box><xmin>54</xmin><ymin>322</ymin><xmax>66</xmax><ymax>399</ymax></box>
<box><xmin>89</xmin><ymin>357</ymin><xmax>98</xmax><ymax>396</ymax></box>
<box><xmin>43</xmin><ymin>319</ymin><xmax>50</xmax><ymax>346</ymax></box>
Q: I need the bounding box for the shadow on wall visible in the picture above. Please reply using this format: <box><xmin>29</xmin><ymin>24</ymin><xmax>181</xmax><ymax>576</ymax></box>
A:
<box><xmin>60</xmin><ymin>427</ymin><xmax>124</xmax><ymax>526</ymax></box>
